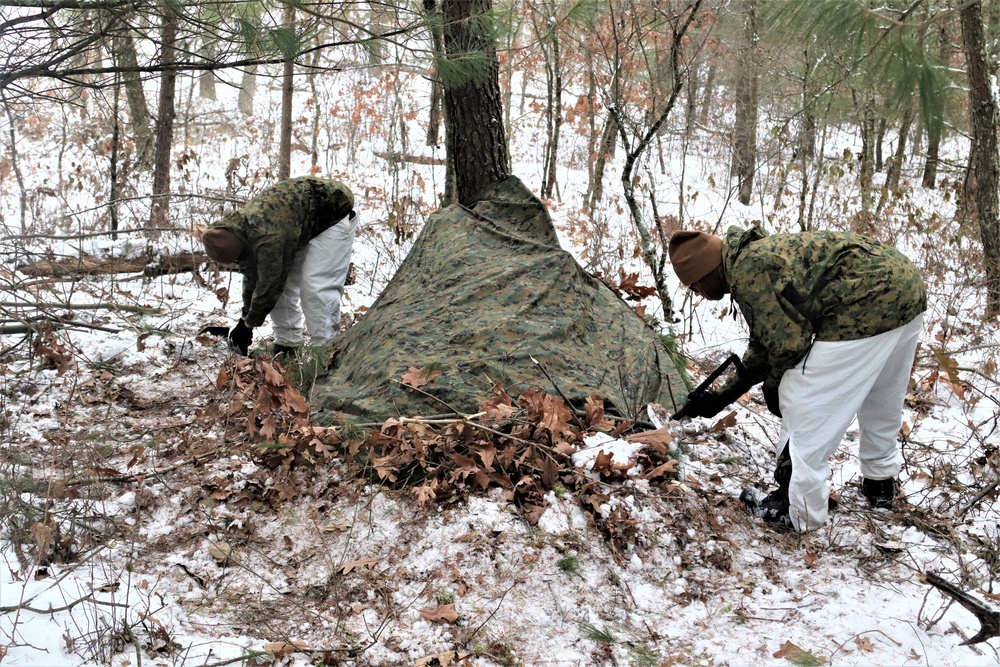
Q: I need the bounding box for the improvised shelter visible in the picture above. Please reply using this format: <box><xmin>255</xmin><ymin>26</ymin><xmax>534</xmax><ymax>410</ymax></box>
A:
<box><xmin>311</xmin><ymin>177</ymin><xmax>686</xmax><ymax>424</ymax></box>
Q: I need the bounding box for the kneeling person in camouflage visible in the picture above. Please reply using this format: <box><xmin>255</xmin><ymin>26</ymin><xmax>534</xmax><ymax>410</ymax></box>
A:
<box><xmin>668</xmin><ymin>225</ymin><xmax>926</xmax><ymax>532</ymax></box>
<box><xmin>202</xmin><ymin>176</ymin><xmax>358</xmax><ymax>356</ymax></box>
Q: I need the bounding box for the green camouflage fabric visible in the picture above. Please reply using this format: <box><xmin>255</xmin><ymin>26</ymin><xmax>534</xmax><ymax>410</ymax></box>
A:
<box><xmin>311</xmin><ymin>176</ymin><xmax>686</xmax><ymax>423</ymax></box>
<box><xmin>208</xmin><ymin>177</ymin><xmax>354</xmax><ymax>327</ymax></box>
<box><xmin>720</xmin><ymin>224</ymin><xmax>927</xmax><ymax>392</ymax></box>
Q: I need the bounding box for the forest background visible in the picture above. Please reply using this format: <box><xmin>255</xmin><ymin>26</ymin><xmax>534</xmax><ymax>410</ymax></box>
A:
<box><xmin>1</xmin><ymin>0</ymin><xmax>999</xmax><ymax>665</ymax></box>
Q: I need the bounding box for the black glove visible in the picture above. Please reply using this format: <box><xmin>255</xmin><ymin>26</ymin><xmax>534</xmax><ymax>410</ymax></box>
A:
<box><xmin>199</xmin><ymin>325</ymin><xmax>231</xmax><ymax>338</ymax></box>
<box><xmin>763</xmin><ymin>385</ymin><xmax>782</xmax><ymax>417</ymax></box>
<box><xmin>228</xmin><ymin>320</ymin><xmax>253</xmax><ymax>356</ymax></box>
<box><xmin>680</xmin><ymin>389</ymin><xmax>732</xmax><ymax>419</ymax></box>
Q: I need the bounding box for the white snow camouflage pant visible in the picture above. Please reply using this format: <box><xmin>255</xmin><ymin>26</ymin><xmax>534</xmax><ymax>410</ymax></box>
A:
<box><xmin>270</xmin><ymin>210</ymin><xmax>359</xmax><ymax>346</ymax></box>
<box><xmin>777</xmin><ymin>312</ymin><xmax>924</xmax><ymax>532</ymax></box>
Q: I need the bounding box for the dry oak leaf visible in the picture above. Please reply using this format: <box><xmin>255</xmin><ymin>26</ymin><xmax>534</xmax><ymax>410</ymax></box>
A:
<box><xmin>402</xmin><ymin>366</ymin><xmax>441</xmax><ymax>389</ymax></box>
<box><xmin>709</xmin><ymin>411</ymin><xmax>738</xmax><ymax>433</ymax></box>
<box><xmin>414</xmin><ymin>650</ymin><xmax>472</xmax><ymax>666</ymax></box>
<box><xmin>626</xmin><ymin>427</ymin><xmax>673</xmax><ymax>447</ymax></box>
<box><xmin>207</xmin><ymin>541</ymin><xmax>240</xmax><ymax>566</ymax></box>
<box><xmin>419</xmin><ymin>603</ymin><xmax>459</xmax><ymax>623</ymax></box>
<box><xmin>264</xmin><ymin>640</ymin><xmax>309</xmax><ymax>657</ymax></box>
<box><xmin>340</xmin><ymin>558</ymin><xmax>378</xmax><ymax>575</ymax></box>
<box><xmin>854</xmin><ymin>636</ymin><xmax>875</xmax><ymax>652</ymax></box>
<box><xmin>642</xmin><ymin>459</ymin><xmax>679</xmax><ymax>480</ymax></box>
<box><xmin>773</xmin><ymin>640</ymin><xmax>824</xmax><ymax>666</ymax></box>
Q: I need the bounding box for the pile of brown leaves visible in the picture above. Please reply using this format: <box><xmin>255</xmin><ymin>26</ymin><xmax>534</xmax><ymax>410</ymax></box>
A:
<box><xmin>217</xmin><ymin>359</ymin><xmax>684</xmax><ymax>549</ymax></box>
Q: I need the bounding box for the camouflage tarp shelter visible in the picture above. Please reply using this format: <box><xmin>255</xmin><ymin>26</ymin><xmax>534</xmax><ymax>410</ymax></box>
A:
<box><xmin>312</xmin><ymin>176</ymin><xmax>686</xmax><ymax>424</ymax></box>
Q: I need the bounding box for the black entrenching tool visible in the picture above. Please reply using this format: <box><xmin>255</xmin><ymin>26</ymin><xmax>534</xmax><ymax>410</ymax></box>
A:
<box><xmin>671</xmin><ymin>353</ymin><xmax>746</xmax><ymax>420</ymax></box>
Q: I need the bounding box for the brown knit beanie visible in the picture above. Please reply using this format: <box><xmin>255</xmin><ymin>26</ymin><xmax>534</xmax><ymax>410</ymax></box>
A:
<box><xmin>668</xmin><ymin>230</ymin><xmax>724</xmax><ymax>285</ymax></box>
<box><xmin>202</xmin><ymin>228</ymin><xmax>244</xmax><ymax>264</ymax></box>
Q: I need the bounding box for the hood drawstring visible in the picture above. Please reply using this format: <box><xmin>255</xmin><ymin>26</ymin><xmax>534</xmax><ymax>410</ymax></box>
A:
<box><xmin>801</xmin><ymin>337</ymin><xmax>816</xmax><ymax>375</ymax></box>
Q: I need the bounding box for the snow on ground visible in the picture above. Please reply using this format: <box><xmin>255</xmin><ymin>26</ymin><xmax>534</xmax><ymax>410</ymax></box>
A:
<box><xmin>2</xmin><ymin>61</ymin><xmax>999</xmax><ymax>667</ymax></box>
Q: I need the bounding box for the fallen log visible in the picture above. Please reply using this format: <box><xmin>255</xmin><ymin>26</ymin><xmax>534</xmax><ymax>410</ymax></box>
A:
<box><xmin>16</xmin><ymin>251</ymin><xmax>214</xmax><ymax>278</ymax></box>
<box><xmin>921</xmin><ymin>571</ymin><xmax>1000</xmax><ymax>645</ymax></box>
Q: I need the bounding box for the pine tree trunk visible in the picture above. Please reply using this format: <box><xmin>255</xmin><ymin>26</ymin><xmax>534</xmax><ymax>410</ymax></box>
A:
<box><xmin>198</xmin><ymin>40</ymin><xmax>217</xmax><ymax>100</ymax></box>
<box><xmin>731</xmin><ymin>0</ymin><xmax>758</xmax><ymax>206</ymax></box>
<box><xmin>960</xmin><ymin>1</ymin><xmax>1000</xmax><ymax>318</ymax></box>
<box><xmin>149</xmin><ymin>8</ymin><xmax>177</xmax><ymax>230</ymax></box>
<box><xmin>441</xmin><ymin>0</ymin><xmax>509</xmax><ymax>206</ymax></box>
<box><xmin>278</xmin><ymin>5</ymin><xmax>294</xmax><ymax>180</ymax></box>
<box><xmin>238</xmin><ymin>67</ymin><xmax>256</xmax><ymax>117</ymax></box>
<box><xmin>922</xmin><ymin>24</ymin><xmax>948</xmax><ymax>189</ymax></box>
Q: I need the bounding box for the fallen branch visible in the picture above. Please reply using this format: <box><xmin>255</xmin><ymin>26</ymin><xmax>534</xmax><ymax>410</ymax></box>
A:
<box><xmin>373</xmin><ymin>150</ymin><xmax>445</xmax><ymax>166</ymax></box>
<box><xmin>0</xmin><ymin>591</ymin><xmax>129</xmax><ymax>615</ymax></box>
<box><xmin>15</xmin><ymin>250</ymin><xmax>210</xmax><ymax>278</ymax></box>
<box><xmin>64</xmin><ymin>447</ymin><xmax>225</xmax><ymax>487</ymax></box>
<box><xmin>0</xmin><ymin>318</ymin><xmax>121</xmax><ymax>334</ymax></box>
<box><xmin>921</xmin><ymin>572</ymin><xmax>1000</xmax><ymax>645</ymax></box>
<box><xmin>957</xmin><ymin>482</ymin><xmax>999</xmax><ymax>519</ymax></box>
<box><xmin>0</xmin><ymin>301</ymin><xmax>159</xmax><ymax>315</ymax></box>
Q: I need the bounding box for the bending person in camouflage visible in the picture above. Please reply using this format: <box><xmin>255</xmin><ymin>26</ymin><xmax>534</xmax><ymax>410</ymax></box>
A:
<box><xmin>201</xmin><ymin>176</ymin><xmax>358</xmax><ymax>356</ymax></box>
<box><xmin>668</xmin><ymin>225</ymin><xmax>926</xmax><ymax>532</ymax></box>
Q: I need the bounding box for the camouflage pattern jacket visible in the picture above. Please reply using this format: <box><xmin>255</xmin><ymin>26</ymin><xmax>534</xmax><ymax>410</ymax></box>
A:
<box><xmin>721</xmin><ymin>225</ymin><xmax>926</xmax><ymax>392</ymax></box>
<box><xmin>209</xmin><ymin>177</ymin><xmax>354</xmax><ymax>327</ymax></box>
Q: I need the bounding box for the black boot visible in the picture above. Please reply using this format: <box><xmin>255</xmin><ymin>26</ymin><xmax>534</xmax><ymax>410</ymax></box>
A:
<box><xmin>741</xmin><ymin>440</ymin><xmax>794</xmax><ymax>528</ymax></box>
<box><xmin>861</xmin><ymin>477</ymin><xmax>898</xmax><ymax>509</ymax></box>
<box><xmin>740</xmin><ymin>487</ymin><xmax>792</xmax><ymax>528</ymax></box>
<box><xmin>272</xmin><ymin>344</ymin><xmax>298</xmax><ymax>359</ymax></box>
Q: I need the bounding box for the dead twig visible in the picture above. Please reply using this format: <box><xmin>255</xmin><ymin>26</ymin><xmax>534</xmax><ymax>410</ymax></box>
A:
<box><xmin>957</xmin><ymin>482</ymin><xmax>999</xmax><ymax>519</ymax></box>
<box><xmin>64</xmin><ymin>447</ymin><xmax>225</xmax><ymax>487</ymax></box>
<box><xmin>921</xmin><ymin>572</ymin><xmax>1000</xmax><ymax>645</ymax></box>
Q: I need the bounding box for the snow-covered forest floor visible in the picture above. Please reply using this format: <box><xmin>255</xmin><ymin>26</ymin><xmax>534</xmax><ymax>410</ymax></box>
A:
<box><xmin>1</xmin><ymin>64</ymin><xmax>999</xmax><ymax>667</ymax></box>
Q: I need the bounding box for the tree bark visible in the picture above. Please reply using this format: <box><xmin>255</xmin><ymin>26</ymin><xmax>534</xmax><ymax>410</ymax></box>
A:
<box><xmin>731</xmin><ymin>0</ymin><xmax>758</xmax><ymax>206</ymax></box>
<box><xmin>238</xmin><ymin>67</ymin><xmax>256</xmax><ymax>117</ymax></box>
<box><xmin>113</xmin><ymin>27</ymin><xmax>153</xmax><ymax>170</ymax></box>
<box><xmin>588</xmin><ymin>113</ymin><xmax>617</xmax><ymax>212</ymax></box>
<box><xmin>922</xmin><ymin>24</ymin><xmax>948</xmax><ymax>189</ymax></box>
<box><xmin>960</xmin><ymin>1</ymin><xmax>1000</xmax><ymax>318</ymax></box>
<box><xmin>149</xmin><ymin>7</ymin><xmax>177</xmax><ymax>230</ymax></box>
<box><xmin>536</xmin><ymin>13</ymin><xmax>562</xmax><ymax>201</ymax></box>
<box><xmin>278</xmin><ymin>4</ymin><xmax>295</xmax><ymax>180</ymax></box>
<box><xmin>887</xmin><ymin>104</ymin><xmax>914</xmax><ymax>191</ymax></box>
<box><xmin>441</xmin><ymin>0</ymin><xmax>510</xmax><ymax>206</ymax></box>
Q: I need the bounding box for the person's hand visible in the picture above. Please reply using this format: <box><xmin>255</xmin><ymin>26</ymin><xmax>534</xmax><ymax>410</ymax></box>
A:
<box><xmin>679</xmin><ymin>389</ymin><xmax>731</xmax><ymax>419</ymax></box>
<box><xmin>228</xmin><ymin>320</ymin><xmax>253</xmax><ymax>355</ymax></box>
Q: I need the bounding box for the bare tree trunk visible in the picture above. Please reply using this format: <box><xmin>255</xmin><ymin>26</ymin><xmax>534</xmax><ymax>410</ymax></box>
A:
<box><xmin>110</xmin><ymin>73</ymin><xmax>121</xmax><ymax>237</ymax></box>
<box><xmin>922</xmin><ymin>24</ymin><xmax>948</xmax><ymax>189</ymax></box>
<box><xmin>3</xmin><ymin>102</ymin><xmax>27</xmax><ymax>232</ymax></box>
<box><xmin>113</xmin><ymin>28</ymin><xmax>153</xmax><ymax>169</ymax></box>
<box><xmin>149</xmin><ymin>8</ymin><xmax>177</xmax><ymax>230</ymax></box>
<box><xmin>731</xmin><ymin>0</ymin><xmax>758</xmax><ymax>206</ymax></box>
<box><xmin>534</xmin><ymin>12</ymin><xmax>562</xmax><ymax>201</ymax></box>
<box><xmin>960</xmin><ymin>1</ymin><xmax>1000</xmax><ymax>318</ymax></box>
<box><xmin>859</xmin><ymin>95</ymin><xmax>875</xmax><ymax>221</ymax></box>
<box><xmin>589</xmin><ymin>113</ymin><xmax>617</xmax><ymax>212</ymax></box>
<box><xmin>441</xmin><ymin>0</ymin><xmax>510</xmax><ymax>206</ymax></box>
<box><xmin>875</xmin><ymin>116</ymin><xmax>887</xmax><ymax>172</ymax></box>
<box><xmin>198</xmin><ymin>40</ymin><xmax>217</xmax><ymax>100</ymax></box>
<box><xmin>887</xmin><ymin>104</ymin><xmax>914</xmax><ymax>191</ymax></box>
<box><xmin>278</xmin><ymin>4</ymin><xmax>295</xmax><ymax>180</ymax></box>
<box><xmin>238</xmin><ymin>67</ymin><xmax>256</xmax><ymax>117</ymax></box>
<box><xmin>427</xmin><ymin>8</ymin><xmax>445</xmax><ymax>148</ymax></box>
<box><xmin>698</xmin><ymin>60</ymin><xmax>716</xmax><ymax>126</ymax></box>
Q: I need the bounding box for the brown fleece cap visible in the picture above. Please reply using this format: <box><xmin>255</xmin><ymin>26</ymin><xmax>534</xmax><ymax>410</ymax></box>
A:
<box><xmin>668</xmin><ymin>230</ymin><xmax>724</xmax><ymax>285</ymax></box>
<box><xmin>202</xmin><ymin>228</ymin><xmax>243</xmax><ymax>264</ymax></box>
